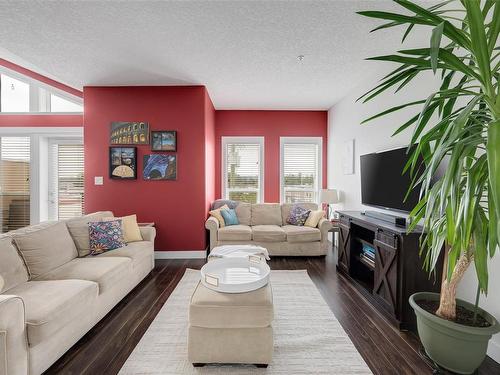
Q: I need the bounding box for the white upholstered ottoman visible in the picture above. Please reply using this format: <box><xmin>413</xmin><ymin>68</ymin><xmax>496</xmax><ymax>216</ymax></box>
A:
<box><xmin>188</xmin><ymin>281</ymin><xmax>274</xmax><ymax>367</ymax></box>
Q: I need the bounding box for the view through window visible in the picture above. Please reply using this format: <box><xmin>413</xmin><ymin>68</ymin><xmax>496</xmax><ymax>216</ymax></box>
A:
<box><xmin>50</xmin><ymin>143</ymin><xmax>84</xmax><ymax>220</ymax></box>
<box><xmin>281</xmin><ymin>139</ymin><xmax>321</xmax><ymax>204</ymax></box>
<box><xmin>0</xmin><ymin>137</ymin><xmax>30</xmax><ymax>232</ymax></box>
<box><xmin>223</xmin><ymin>138</ymin><xmax>263</xmax><ymax>203</ymax></box>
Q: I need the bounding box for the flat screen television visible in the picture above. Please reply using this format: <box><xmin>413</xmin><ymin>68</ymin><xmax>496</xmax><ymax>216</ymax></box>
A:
<box><xmin>360</xmin><ymin>146</ymin><xmax>423</xmax><ymax>213</ymax></box>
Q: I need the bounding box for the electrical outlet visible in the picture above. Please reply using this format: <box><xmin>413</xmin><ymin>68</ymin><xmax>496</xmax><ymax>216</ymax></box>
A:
<box><xmin>94</xmin><ymin>176</ymin><xmax>103</xmax><ymax>185</ymax></box>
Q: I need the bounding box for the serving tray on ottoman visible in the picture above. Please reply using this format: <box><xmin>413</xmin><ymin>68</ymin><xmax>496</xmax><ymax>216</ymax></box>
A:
<box><xmin>201</xmin><ymin>257</ymin><xmax>270</xmax><ymax>293</ymax></box>
<box><xmin>188</xmin><ymin>277</ymin><xmax>274</xmax><ymax>367</ymax></box>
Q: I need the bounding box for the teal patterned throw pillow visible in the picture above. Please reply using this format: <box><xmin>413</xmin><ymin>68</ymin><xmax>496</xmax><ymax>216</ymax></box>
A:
<box><xmin>88</xmin><ymin>220</ymin><xmax>126</xmax><ymax>255</ymax></box>
<box><xmin>220</xmin><ymin>209</ymin><xmax>239</xmax><ymax>226</ymax></box>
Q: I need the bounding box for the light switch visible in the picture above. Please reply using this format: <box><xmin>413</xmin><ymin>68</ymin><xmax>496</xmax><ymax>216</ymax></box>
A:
<box><xmin>94</xmin><ymin>176</ymin><xmax>104</xmax><ymax>185</ymax></box>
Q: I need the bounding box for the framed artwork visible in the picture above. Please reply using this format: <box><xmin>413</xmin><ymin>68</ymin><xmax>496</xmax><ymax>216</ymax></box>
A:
<box><xmin>109</xmin><ymin>147</ymin><xmax>137</xmax><ymax>179</ymax></box>
<box><xmin>110</xmin><ymin>122</ymin><xmax>150</xmax><ymax>145</ymax></box>
<box><xmin>151</xmin><ymin>130</ymin><xmax>177</xmax><ymax>151</ymax></box>
<box><xmin>143</xmin><ymin>154</ymin><xmax>177</xmax><ymax>181</ymax></box>
<box><xmin>342</xmin><ymin>139</ymin><xmax>355</xmax><ymax>175</ymax></box>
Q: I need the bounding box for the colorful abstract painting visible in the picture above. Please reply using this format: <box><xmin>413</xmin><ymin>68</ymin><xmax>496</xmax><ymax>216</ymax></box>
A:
<box><xmin>143</xmin><ymin>154</ymin><xmax>177</xmax><ymax>180</ymax></box>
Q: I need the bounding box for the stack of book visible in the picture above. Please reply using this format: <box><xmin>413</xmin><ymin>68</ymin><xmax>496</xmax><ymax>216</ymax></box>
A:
<box><xmin>360</xmin><ymin>243</ymin><xmax>375</xmax><ymax>268</ymax></box>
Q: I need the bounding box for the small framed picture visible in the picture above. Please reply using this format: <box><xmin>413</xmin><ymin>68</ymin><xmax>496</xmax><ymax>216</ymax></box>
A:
<box><xmin>143</xmin><ymin>154</ymin><xmax>177</xmax><ymax>181</ymax></box>
<box><xmin>151</xmin><ymin>131</ymin><xmax>177</xmax><ymax>151</ymax></box>
<box><xmin>109</xmin><ymin>147</ymin><xmax>137</xmax><ymax>179</ymax></box>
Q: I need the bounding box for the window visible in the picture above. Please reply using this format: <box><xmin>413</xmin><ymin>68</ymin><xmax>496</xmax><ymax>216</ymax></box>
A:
<box><xmin>0</xmin><ymin>68</ymin><xmax>83</xmax><ymax>113</ymax></box>
<box><xmin>222</xmin><ymin>137</ymin><xmax>264</xmax><ymax>203</ymax></box>
<box><xmin>50</xmin><ymin>94</ymin><xmax>83</xmax><ymax>112</ymax></box>
<box><xmin>0</xmin><ymin>137</ymin><xmax>30</xmax><ymax>232</ymax></box>
<box><xmin>280</xmin><ymin>137</ymin><xmax>322</xmax><ymax>204</ymax></box>
<box><xmin>0</xmin><ymin>74</ymin><xmax>30</xmax><ymax>112</ymax></box>
<box><xmin>49</xmin><ymin>142</ymin><xmax>84</xmax><ymax>220</ymax></box>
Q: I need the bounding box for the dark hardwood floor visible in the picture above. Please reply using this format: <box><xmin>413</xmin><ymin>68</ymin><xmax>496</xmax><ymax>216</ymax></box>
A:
<box><xmin>46</xmin><ymin>251</ymin><xmax>500</xmax><ymax>375</ymax></box>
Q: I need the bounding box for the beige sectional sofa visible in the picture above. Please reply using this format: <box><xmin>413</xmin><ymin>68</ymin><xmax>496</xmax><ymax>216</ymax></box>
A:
<box><xmin>205</xmin><ymin>203</ymin><xmax>332</xmax><ymax>256</ymax></box>
<box><xmin>0</xmin><ymin>211</ymin><xmax>156</xmax><ymax>375</ymax></box>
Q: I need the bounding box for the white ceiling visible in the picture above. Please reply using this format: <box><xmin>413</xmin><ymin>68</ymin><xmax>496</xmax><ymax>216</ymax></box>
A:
<box><xmin>0</xmin><ymin>0</ymin><xmax>435</xmax><ymax>110</ymax></box>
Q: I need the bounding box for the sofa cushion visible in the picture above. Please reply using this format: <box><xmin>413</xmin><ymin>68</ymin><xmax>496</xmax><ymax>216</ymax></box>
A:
<box><xmin>286</xmin><ymin>205</ymin><xmax>311</xmax><ymax>226</ymax></box>
<box><xmin>103</xmin><ymin>214</ymin><xmax>143</xmax><ymax>243</ymax></box>
<box><xmin>235</xmin><ymin>202</ymin><xmax>251</xmax><ymax>226</ymax></box>
<box><xmin>66</xmin><ymin>211</ymin><xmax>114</xmax><ymax>257</ymax></box>
<box><xmin>189</xmin><ymin>281</ymin><xmax>273</xmax><ymax>328</ymax></box>
<box><xmin>220</xmin><ymin>208</ymin><xmax>239</xmax><ymax>226</ymax></box>
<box><xmin>304</xmin><ymin>209</ymin><xmax>325</xmax><ymax>228</ymax></box>
<box><xmin>218</xmin><ymin>225</ymin><xmax>252</xmax><ymax>241</ymax></box>
<box><xmin>209</xmin><ymin>204</ymin><xmax>229</xmax><ymax>228</ymax></box>
<box><xmin>0</xmin><ymin>236</ymin><xmax>28</xmax><ymax>293</ymax></box>
<box><xmin>251</xmin><ymin>204</ymin><xmax>282</xmax><ymax>226</ymax></box>
<box><xmin>88</xmin><ymin>219</ymin><xmax>126</xmax><ymax>255</ymax></box>
<box><xmin>283</xmin><ymin>225</ymin><xmax>321</xmax><ymax>243</ymax></box>
<box><xmin>12</xmin><ymin>221</ymin><xmax>78</xmax><ymax>279</ymax></box>
<box><xmin>252</xmin><ymin>225</ymin><xmax>286</xmax><ymax>242</ymax></box>
<box><xmin>281</xmin><ymin>203</ymin><xmax>318</xmax><ymax>226</ymax></box>
<box><xmin>36</xmin><ymin>257</ymin><xmax>132</xmax><ymax>294</ymax></box>
<box><xmin>7</xmin><ymin>279</ymin><xmax>98</xmax><ymax>346</ymax></box>
<box><xmin>97</xmin><ymin>241</ymin><xmax>153</xmax><ymax>267</ymax></box>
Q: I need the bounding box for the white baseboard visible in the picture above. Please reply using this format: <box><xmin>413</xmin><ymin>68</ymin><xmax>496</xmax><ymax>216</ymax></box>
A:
<box><xmin>154</xmin><ymin>250</ymin><xmax>206</xmax><ymax>259</ymax></box>
<box><xmin>488</xmin><ymin>338</ymin><xmax>500</xmax><ymax>364</ymax></box>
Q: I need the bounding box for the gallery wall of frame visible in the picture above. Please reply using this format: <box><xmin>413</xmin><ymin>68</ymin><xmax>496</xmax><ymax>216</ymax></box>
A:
<box><xmin>108</xmin><ymin>122</ymin><xmax>177</xmax><ymax>181</ymax></box>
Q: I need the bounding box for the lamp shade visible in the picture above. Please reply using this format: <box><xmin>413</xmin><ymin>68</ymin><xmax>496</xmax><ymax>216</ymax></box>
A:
<box><xmin>320</xmin><ymin>189</ymin><xmax>341</xmax><ymax>204</ymax></box>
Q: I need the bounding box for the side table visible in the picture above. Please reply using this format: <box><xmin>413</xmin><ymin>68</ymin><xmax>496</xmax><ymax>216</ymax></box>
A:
<box><xmin>329</xmin><ymin>220</ymin><xmax>340</xmax><ymax>249</ymax></box>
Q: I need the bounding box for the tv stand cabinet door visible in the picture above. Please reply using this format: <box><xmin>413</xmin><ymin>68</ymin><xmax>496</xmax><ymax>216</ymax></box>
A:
<box><xmin>338</xmin><ymin>222</ymin><xmax>351</xmax><ymax>273</ymax></box>
<box><xmin>373</xmin><ymin>238</ymin><xmax>398</xmax><ymax>316</ymax></box>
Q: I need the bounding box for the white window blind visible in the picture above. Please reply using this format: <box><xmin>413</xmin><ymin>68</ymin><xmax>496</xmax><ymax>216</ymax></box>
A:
<box><xmin>223</xmin><ymin>137</ymin><xmax>263</xmax><ymax>203</ymax></box>
<box><xmin>281</xmin><ymin>138</ymin><xmax>322</xmax><ymax>204</ymax></box>
<box><xmin>0</xmin><ymin>137</ymin><xmax>30</xmax><ymax>232</ymax></box>
<box><xmin>50</xmin><ymin>143</ymin><xmax>84</xmax><ymax>220</ymax></box>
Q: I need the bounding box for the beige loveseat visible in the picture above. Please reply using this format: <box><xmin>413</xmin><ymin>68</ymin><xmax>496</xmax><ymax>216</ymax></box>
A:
<box><xmin>205</xmin><ymin>203</ymin><xmax>332</xmax><ymax>256</ymax></box>
<box><xmin>0</xmin><ymin>211</ymin><xmax>155</xmax><ymax>375</ymax></box>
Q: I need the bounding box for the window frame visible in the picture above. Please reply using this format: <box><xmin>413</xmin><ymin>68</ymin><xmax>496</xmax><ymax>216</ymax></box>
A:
<box><xmin>221</xmin><ymin>136</ymin><xmax>265</xmax><ymax>204</ymax></box>
<box><xmin>280</xmin><ymin>136</ymin><xmax>323</xmax><ymax>204</ymax></box>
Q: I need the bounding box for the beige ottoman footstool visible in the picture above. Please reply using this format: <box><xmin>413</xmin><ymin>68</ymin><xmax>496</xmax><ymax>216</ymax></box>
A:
<box><xmin>188</xmin><ymin>280</ymin><xmax>274</xmax><ymax>367</ymax></box>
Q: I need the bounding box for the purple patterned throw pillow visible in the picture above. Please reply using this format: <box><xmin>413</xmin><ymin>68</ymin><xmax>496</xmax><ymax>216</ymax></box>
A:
<box><xmin>287</xmin><ymin>205</ymin><xmax>311</xmax><ymax>226</ymax></box>
<box><xmin>88</xmin><ymin>220</ymin><xmax>126</xmax><ymax>255</ymax></box>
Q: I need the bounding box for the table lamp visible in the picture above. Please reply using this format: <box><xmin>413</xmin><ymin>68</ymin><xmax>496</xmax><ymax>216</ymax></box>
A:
<box><xmin>320</xmin><ymin>189</ymin><xmax>341</xmax><ymax>220</ymax></box>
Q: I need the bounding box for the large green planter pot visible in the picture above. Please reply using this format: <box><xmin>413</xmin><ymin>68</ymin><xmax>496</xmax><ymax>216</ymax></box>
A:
<box><xmin>409</xmin><ymin>292</ymin><xmax>500</xmax><ymax>374</ymax></box>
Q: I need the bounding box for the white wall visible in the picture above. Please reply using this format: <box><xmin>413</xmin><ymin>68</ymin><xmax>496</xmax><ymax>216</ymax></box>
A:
<box><xmin>327</xmin><ymin>72</ymin><xmax>500</xmax><ymax>363</ymax></box>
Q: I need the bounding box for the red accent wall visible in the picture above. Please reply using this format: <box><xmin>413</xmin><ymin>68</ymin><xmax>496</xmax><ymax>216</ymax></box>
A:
<box><xmin>215</xmin><ymin>110</ymin><xmax>328</xmax><ymax>203</ymax></box>
<box><xmin>83</xmin><ymin>86</ymin><xmax>213</xmax><ymax>251</ymax></box>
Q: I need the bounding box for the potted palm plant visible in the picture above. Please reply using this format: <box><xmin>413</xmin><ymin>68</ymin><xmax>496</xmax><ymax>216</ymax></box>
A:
<box><xmin>358</xmin><ymin>0</ymin><xmax>500</xmax><ymax>373</ymax></box>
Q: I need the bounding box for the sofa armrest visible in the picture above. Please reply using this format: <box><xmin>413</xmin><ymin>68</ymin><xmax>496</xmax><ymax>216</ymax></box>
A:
<box><xmin>205</xmin><ymin>216</ymin><xmax>219</xmax><ymax>252</ymax></box>
<box><xmin>0</xmin><ymin>295</ymin><xmax>28</xmax><ymax>375</ymax></box>
<box><xmin>205</xmin><ymin>216</ymin><xmax>219</xmax><ymax>231</ymax></box>
<box><xmin>140</xmin><ymin>226</ymin><xmax>156</xmax><ymax>243</ymax></box>
<box><xmin>318</xmin><ymin>218</ymin><xmax>333</xmax><ymax>240</ymax></box>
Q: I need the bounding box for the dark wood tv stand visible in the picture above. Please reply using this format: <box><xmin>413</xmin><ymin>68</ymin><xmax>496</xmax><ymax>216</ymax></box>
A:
<box><xmin>336</xmin><ymin>211</ymin><xmax>442</xmax><ymax>331</ymax></box>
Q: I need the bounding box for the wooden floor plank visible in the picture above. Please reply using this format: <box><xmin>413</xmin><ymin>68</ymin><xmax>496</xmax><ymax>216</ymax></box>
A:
<box><xmin>45</xmin><ymin>252</ymin><xmax>499</xmax><ymax>375</ymax></box>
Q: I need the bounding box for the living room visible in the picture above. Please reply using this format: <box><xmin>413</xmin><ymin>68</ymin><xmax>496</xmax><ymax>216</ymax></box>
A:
<box><xmin>0</xmin><ymin>1</ymin><xmax>499</xmax><ymax>374</ymax></box>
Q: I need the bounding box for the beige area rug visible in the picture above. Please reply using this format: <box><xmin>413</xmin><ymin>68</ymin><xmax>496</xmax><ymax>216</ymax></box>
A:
<box><xmin>120</xmin><ymin>269</ymin><xmax>372</xmax><ymax>374</ymax></box>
